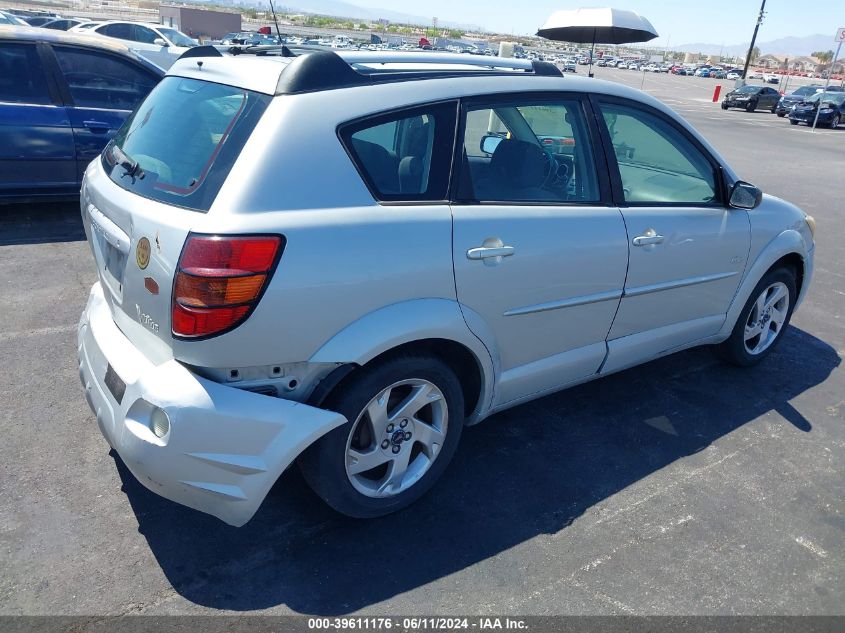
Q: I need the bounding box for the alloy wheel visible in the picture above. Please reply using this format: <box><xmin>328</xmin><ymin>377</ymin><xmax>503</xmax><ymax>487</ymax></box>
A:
<box><xmin>743</xmin><ymin>282</ymin><xmax>790</xmax><ymax>355</ymax></box>
<box><xmin>345</xmin><ymin>378</ymin><xmax>448</xmax><ymax>498</ymax></box>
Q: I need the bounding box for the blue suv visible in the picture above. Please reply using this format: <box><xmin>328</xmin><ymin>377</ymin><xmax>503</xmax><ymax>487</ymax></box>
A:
<box><xmin>0</xmin><ymin>26</ymin><xmax>163</xmax><ymax>203</ymax></box>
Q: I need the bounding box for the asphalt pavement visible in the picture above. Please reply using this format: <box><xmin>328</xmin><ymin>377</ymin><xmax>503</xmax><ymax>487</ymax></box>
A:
<box><xmin>1</xmin><ymin>67</ymin><xmax>843</xmax><ymax>617</ymax></box>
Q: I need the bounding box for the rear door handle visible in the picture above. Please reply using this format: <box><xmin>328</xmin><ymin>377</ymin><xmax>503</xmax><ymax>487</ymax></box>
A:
<box><xmin>632</xmin><ymin>229</ymin><xmax>664</xmax><ymax>246</ymax></box>
<box><xmin>466</xmin><ymin>238</ymin><xmax>515</xmax><ymax>266</ymax></box>
<box><xmin>83</xmin><ymin>120</ymin><xmax>111</xmax><ymax>132</ymax></box>
<box><xmin>467</xmin><ymin>246</ymin><xmax>515</xmax><ymax>260</ymax></box>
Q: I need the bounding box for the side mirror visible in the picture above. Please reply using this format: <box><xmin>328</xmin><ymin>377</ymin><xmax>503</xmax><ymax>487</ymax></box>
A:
<box><xmin>154</xmin><ymin>38</ymin><xmax>168</xmax><ymax>47</ymax></box>
<box><xmin>729</xmin><ymin>181</ymin><xmax>762</xmax><ymax>210</ymax></box>
<box><xmin>480</xmin><ymin>134</ymin><xmax>503</xmax><ymax>155</ymax></box>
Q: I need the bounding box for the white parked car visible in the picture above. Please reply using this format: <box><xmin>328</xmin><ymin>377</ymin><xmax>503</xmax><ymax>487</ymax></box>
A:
<box><xmin>78</xmin><ymin>48</ymin><xmax>816</xmax><ymax>526</ymax></box>
<box><xmin>748</xmin><ymin>70</ymin><xmax>764</xmax><ymax>79</ymax></box>
<box><xmin>89</xmin><ymin>20</ymin><xmax>197</xmax><ymax>67</ymax></box>
<box><xmin>727</xmin><ymin>71</ymin><xmax>741</xmax><ymax>80</ymax></box>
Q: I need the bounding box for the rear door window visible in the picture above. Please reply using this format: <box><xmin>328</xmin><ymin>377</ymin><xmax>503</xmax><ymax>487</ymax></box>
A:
<box><xmin>458</xmin><ymin>98</ymin><xmax>601</xmax><ymax>204</ymax></box>
<box><xmin>340</xmin><ymin>102</ymin><xmax>457</xmax><ymax>202</ymax></box>
<box><xmin>0</xmin><ymin>43</ymin><xmax>51</xmax><ymax>105</ymax></box>
<box><xmin>103</xmin><ymin>76</ymin><xmax>271</xmax><ymax>212</ymax></box>
<box><xmin>52</xmin><ymin>45</ymin><xmax>158</xmax><ymax>110</ymax></box>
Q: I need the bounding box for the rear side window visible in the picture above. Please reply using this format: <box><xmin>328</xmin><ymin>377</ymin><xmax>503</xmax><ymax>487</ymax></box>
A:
<box><xmin>103</xmin><ymin>76</ymin><xmax>270</xmax><ymax>212</ymax></box>
<box><xmin>98</xmin><ymin>23</ymin><xmax>132</xmax><ymax>39</ymax></box>
<box><xmin>0</xmin><ymin>43</ymin><xmax>51</xmax><ymax>105</ymax></box>
<box><xmin>52</xmin><ymin>46</ymin><xmax>158</xmax><ymax>110</ymax></box>
<box><xmin>340</xmin><ymin>102</ymin><xmax>457</xmax><ymax>202</ymax></box>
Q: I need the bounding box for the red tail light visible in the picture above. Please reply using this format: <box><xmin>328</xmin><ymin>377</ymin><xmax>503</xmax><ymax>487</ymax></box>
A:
<box><xmin>172</xmin><ymin>234</ymin><xmax>284</xmax><ymax>338</ymax></box>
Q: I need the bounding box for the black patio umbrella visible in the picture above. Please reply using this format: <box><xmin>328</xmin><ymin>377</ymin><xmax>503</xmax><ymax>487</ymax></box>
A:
<box><xmin>537</xmin><ymin>8</ymin><xmax>659</xmax><ymax>76</ymax></box>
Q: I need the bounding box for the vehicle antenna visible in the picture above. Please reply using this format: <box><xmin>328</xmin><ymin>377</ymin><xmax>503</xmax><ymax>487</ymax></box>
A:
<box><xmin>267</xmin><ymin>0</ymin><xmax>283</xmax><ymax>44</ymax></box>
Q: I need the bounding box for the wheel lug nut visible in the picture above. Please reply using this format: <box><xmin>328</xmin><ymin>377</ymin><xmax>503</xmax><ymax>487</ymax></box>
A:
<box><xmin>392</xmin><ymin>445</ymin><xmax>401</xmax><ymax>454</ymax></box>
<box><xmin>400</xmin><ymin>419</ymin><xmax>408</xmax><ymax>428</ymax></box>
<box><xmin>386</xmin><ymin>423</ymin><xmax>394</xmax><ymax>432</ymax></box>
<box><xmin>381</xmin><ymin>440</ymin><xmax>389</xmax><ymax>449</ymax></box>
<box><xmin>404</xmin><ymin>432</ymin><xmax>412</xmax><ymax>440</ymax></box>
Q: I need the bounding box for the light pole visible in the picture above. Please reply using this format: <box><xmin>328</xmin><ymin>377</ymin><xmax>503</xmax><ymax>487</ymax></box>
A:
<box><xmin>741</xmin><ymin>0</ymin><xmax>766</xmax><ymax>80</ymax></box>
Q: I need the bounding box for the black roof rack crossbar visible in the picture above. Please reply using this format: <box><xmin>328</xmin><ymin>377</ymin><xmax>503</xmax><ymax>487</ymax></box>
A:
<box><xmin>177</xmin><ymin>45</ymin><xmax>222</xmax><ymax>61</ymax></box>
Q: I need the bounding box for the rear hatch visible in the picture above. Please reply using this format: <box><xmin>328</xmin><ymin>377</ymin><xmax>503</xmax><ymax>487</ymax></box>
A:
<box><xmin>81</xmin><ymin>75</ymin><xmax>271</xmax><ymax>362</ymax></box>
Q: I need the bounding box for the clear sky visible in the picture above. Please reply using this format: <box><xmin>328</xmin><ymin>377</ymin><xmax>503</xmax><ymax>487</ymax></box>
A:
<box><xmin>348</xmin><ymin>0</ymin><xmax>842</xmax><ymax>44</ymax></box>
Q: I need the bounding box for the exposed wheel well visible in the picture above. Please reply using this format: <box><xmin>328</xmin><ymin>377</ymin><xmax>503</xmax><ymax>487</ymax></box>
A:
<box><xmin>770</xmin><ymin>253</ymin><xmax>804</xmax><ymax>297</ymax></box>
<box><xmin>318</xmin><ymin>339</ymin><xmax>483</xmax><ymax>418</ymax></box>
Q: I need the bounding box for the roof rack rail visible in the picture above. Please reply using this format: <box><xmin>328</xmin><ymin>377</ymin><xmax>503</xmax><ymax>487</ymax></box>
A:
<box><xmin>175</xmin><ymin>47</ymin><xmax>563</xmax><ymax>94</ymax></box>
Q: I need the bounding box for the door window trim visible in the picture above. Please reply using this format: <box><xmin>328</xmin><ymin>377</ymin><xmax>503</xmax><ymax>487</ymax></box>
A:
<box><xmin>450</xmin><ymin>91</ymin><xmax>614</xmax><ymax>207</ymax></box>
<box><xmin>337</xmin><ymin>99</ymin><xmax>459</xmax><ymax>206</ymax></box>
<box><xmin>590</xmin><ymin>94</ymin><xmax>729</xmax><ymax>208</ymax></box>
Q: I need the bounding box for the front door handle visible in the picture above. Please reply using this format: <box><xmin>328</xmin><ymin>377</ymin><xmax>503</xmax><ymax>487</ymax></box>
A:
<box><xmin>466</xmin><ymin>238</ymin><xmax>515</xmax><ymax>266</ymax></box>
<box><xmin>632</xmin><ymin>229</ymin><xmax>664</xmax><ymax>246</ymax></box>
<box><xmin>83</xmin><ymin>120</ymin><xmax>110</xmax><ymax>132</ymax></box>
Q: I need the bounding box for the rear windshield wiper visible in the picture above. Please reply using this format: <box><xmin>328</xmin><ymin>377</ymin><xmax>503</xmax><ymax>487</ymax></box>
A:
<box><xmin>111</xmin><ymin>144</ymin><xmax>144</xmax><ymax>181</ymax></box>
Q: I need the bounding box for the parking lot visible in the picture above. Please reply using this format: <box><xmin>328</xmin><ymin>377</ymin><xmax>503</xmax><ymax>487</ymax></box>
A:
<box><xmin>1</xmin><ymin>67</ymin><xmax>843</xmax><ymax>617</ymax></box>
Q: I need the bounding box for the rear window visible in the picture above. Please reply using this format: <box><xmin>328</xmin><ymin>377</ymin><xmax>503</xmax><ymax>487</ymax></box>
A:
<box><xmin>103</xmin><ymin>77</ymin><xmax>270</xmax><ymax>212</ymax></box>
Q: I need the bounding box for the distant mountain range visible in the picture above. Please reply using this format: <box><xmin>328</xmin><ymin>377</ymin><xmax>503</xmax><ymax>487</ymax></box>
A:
<box><xmin>675</xmin><ymin>34</ymin><xmax>836</xmax><ymax>58</ymax></box>
<box><xmin>241</xmin><ymin>0</ymin><xmax>482</xmax><ymax>31</ymax></box>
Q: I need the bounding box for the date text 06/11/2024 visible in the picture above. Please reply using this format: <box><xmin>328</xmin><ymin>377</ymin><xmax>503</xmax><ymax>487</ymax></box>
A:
<box><xmin>307</xmin><ymin>617</ymin><xmax>529</xmax><ymax>630</ymax></box>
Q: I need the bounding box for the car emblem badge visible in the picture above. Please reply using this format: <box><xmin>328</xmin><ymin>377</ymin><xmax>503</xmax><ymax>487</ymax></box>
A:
<box><xmin>136</xmin><ymin>237</ymin><xmax>151</xmax><ymax>270</ymax></box>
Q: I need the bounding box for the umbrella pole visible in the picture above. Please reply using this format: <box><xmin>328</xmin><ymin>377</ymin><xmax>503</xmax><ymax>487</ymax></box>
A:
<box><xmin>589</xmin><ymin>29</ymin><xmax>596</xmax><ymax>77</ymax></box>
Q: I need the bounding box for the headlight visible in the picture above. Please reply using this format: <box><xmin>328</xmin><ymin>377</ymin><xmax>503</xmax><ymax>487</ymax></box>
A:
<box><xmin>805</xmin><ymin>214</ymin><xmax>816</xmax><ymax>237</ymax></box>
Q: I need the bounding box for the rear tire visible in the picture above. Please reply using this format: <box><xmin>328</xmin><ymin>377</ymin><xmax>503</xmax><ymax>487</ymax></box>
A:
<box><xmin>716</xmin><ymin>267</ymin><xmax>797</xmax><ymax>367</ymax></box>
<box><xmin>299</xmin><ymin>354</ymin><xmax>464</xmax><ymax>518</ymax></box>
<box><xmin>777</xmin><ymin>112</ymin><xmax>785</xmax><ymax>117</ymax></box>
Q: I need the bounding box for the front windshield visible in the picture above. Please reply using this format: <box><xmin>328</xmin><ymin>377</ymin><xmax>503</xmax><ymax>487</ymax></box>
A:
<box><xmin>807</xmin><ymin>92</ymin><xmax>845</xmax><ymax>105</ymax></box>
<box><xmin>735</xmin><ymin>85</ymin><xmax>759</xmax><ymax>94</ymax></box>
<box><xmin>158</xmin><ymin>27</ymin><xmax>197</xmax><ymax>47</ymax></box>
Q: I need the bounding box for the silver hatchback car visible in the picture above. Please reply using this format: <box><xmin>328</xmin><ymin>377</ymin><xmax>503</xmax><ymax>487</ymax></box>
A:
<box><xmin>78</xmin><ymin>47</ymin><xmax>815</xmax><ymax>526</ymax></box>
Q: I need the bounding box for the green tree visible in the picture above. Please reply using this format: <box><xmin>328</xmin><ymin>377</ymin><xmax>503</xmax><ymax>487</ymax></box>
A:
<box><xmin>750</xmin><ymin>46</ymin><xmax>761</xmax><ymax>64</ymax></box>
<box><xmin>447</xmin><ymin>29</ymin><xmax>463</xmax><ymax>39</ymax></box>
<box><xmin>812</xmin><ymin>50</ymin><xmax>834</xmax><ymax>63</ymax></box>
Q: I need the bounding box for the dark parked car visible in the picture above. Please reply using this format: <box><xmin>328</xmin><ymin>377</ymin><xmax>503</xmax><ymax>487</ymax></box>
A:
<box><xmin>0</xmin><ymin>26</ymin><xmax>163</xmax><ymax>203</ymax></box>
<box><xmin>22</xmin><ymin>16</ymin><xmax>57</xmax><ymax>27</ymax></box>
<box><xmin>42</xmin><ymin>18</ymin><xmax>84</xmax><ymax>31</ymax></box>
<box><xmin>789</xmin><ymin>92</ymin><xmax>845</xmax><ymax>128</ymax></box>
<box><xmin>775</xmin><ymin>85</ymin><xmax>844</xmax><ymax>117</ymax></box>
<box><xmin>721</xmin><ymin>84</ymin><xmax>780</xmax><ymax>112</ymax></box>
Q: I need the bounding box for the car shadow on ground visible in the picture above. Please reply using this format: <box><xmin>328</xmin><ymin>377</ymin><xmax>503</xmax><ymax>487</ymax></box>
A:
<box><xmin>113</xmin><ymin>326</ymin><xmax>839</xmax><ymax>614</ymax></box>
<box><xmin>0</xmin><ymin>202</ymin><xmax>84</xmax><ymax>246</ymax></box>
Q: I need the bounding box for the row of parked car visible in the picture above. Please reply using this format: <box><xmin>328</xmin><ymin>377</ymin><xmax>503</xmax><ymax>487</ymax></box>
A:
<box><xmin>721</xmin><ymin>83</ymin><xmax>845</xmax><ymax>127</ymax></box>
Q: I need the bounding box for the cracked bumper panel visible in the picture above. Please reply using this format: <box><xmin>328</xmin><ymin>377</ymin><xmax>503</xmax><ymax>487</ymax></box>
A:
<box><xmin>78</xmin><ymin>282</ymin><xmax>347</xmax><ymax>526</ymax></box>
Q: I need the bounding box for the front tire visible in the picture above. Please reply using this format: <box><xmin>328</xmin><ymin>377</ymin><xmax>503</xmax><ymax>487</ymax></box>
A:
<box><xmin>716</xmin><ymin>267</ymin><xmax>796</xmax><ymax>367</ymax></box>
<box><xmin>299</xmin><ymin>354</ymin><xmax>464</xmax><ymax>518</ymax></box>
<box><xmin>746</xmin><ymin>100</ymin><xmax>757</xmax><ymax>112</ymax></box>
<box><xmin>721</xmin><ymin>103</ymin><xmax>729</xmax><ymax>110</ymax></box>
<box><xmin>790</xmin><ymin>119</ymin><xmax>799</xmax><ymax>125</ymax></box>
<box><xmin>830</xmin><ymin>114</ymin><xmax>841</xmax><ymax>129</ymax></box>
